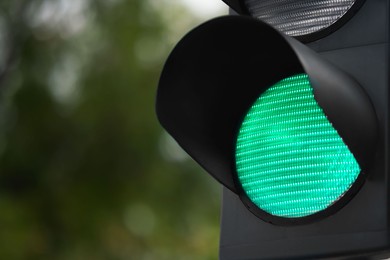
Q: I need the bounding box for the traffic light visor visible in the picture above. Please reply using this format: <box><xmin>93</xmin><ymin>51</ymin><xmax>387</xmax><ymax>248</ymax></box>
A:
<box><xmin>156</xmin><ymin>16</ymin><xmax>377</xmax><ymax>224</ymax></box>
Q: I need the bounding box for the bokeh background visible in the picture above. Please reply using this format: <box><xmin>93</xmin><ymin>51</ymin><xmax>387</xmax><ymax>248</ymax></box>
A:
<box><xmin>0</xmin><ymin>0</ymin><xmax>227</xmax><ymax>259</ymax></box>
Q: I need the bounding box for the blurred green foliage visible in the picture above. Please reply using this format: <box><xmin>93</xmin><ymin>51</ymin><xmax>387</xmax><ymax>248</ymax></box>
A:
<box><xmin>0</xmin><ymin>0</ymin><xmax>222</xmax><ymax>259</ymax></box>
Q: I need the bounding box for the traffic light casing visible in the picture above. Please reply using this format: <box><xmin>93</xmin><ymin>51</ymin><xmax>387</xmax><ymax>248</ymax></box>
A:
<box><xmin>156</xmin><ymin>0</ymin><xmax>389</xmax><ymax>258</ymax></box>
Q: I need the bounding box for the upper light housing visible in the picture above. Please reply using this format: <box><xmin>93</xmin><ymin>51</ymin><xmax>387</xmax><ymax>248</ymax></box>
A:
<box><xmin>225</xmin><ymin>0</ymin><xmax>365</xmax><ymax>42</ymax></box>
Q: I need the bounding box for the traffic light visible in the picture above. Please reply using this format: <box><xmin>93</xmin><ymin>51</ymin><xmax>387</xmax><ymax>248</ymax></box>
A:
<box><xmin>156</xmin><ymin>0</ymin><xmax>389</xmax><ymax>258</ymax></box>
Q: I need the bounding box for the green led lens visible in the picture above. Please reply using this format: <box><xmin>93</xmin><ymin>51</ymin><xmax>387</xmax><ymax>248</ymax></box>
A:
<box><xmin>235</xmin><ymin>74</ymin><xmax>360</xmax><ymax>218</ymax></box>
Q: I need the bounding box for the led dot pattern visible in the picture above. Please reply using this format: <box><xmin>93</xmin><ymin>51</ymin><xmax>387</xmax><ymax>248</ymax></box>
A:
<box><xmin>235</xmin><ymin>74</ymin><xmax>360</xmax><ymax>218</ymax></box>
<box><xmin>244</xmin><ymin>0</ymin><xmax>356</xmax><ymax>37</ymax></box>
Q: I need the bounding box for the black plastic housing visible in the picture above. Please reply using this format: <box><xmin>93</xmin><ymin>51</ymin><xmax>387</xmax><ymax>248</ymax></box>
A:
<box><xmin>220</xmin><ymin>0</ymin><xmax>389</xmax><ymax>258</ymax></box>
<box><xmin>221</xmin><ymin>0</ymin><xmax>249</xmax><ymax>15</ymax></box>
<box><xmin>156</xmin><ymin>15</ymin><xmax>378</xmax><ymax>225</ymax></box>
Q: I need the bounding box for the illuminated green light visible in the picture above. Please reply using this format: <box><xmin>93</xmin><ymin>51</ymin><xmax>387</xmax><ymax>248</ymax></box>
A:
<box><xmin>235</xmin><ymin>74</ymin><xmax>360</xmax><ymax>218</ymax></box>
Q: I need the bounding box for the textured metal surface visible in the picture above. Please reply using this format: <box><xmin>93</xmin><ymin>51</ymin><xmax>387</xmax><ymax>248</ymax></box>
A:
<box><xmin>244</xmin><ymin>0</ymin><xmax>356</xmax><ymax>37</ymax></box>
<box><xmin>235</xmin><ymin>74</ymin><xmax>360</xmax><ymax>218</ymax></box>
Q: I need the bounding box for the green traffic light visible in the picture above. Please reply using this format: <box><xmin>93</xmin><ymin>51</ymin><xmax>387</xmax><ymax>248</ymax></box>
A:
<box><xmin>235</xmin><ymin>74</ymin><xmax>361</xmax><ymax>218</ymax></box>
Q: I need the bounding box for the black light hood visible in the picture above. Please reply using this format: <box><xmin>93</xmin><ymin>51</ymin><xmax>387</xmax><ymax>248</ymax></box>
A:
<box><xmin>156</xmin><ymin>15</ymin><xmax>377</xmax><ymax>193</ymax></box>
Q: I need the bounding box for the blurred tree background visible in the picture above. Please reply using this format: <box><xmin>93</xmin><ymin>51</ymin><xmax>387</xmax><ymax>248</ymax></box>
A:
<box><xmin>0</xmin><ymin>0</ymin><xmax>226</xmax><ymax>259</ymax></box>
